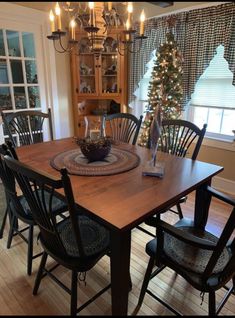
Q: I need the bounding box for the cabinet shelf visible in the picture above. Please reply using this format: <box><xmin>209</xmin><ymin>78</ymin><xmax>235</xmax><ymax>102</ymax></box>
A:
<box><xmin>80</xmin><ymin>75</ymin><xmax>95</xmax><ymax>77</ymax></box>
<box><xmin>102</xmin><ymin>52</ymin><xmax>118</xmax><ymax>55</ymax></box>
<box><xmin>102</xmin><ymin>75</ymin><xmax>117</xmax><ymax>77</ymax></box>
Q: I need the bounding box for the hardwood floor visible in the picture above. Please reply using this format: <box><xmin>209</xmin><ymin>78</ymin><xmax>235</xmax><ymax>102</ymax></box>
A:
<box><xmin>0</xmin><ymin>191</ymin><xmax>234</xmax><ymax>315</ymax></box>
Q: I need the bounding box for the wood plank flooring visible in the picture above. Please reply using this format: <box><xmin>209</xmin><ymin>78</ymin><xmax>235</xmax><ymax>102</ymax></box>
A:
<box><xmin>0</xmin><ymin>191</ymin><xmax>234</xmax><ymax>316</ymax></box>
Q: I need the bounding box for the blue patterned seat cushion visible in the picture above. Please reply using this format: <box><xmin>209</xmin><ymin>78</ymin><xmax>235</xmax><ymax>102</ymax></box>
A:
<box><xmin>57</xmin><ymin>215</ymin><xmax>110</xmax><ymax>258</ymax></box>
<box><xmin>147</xmin><ymin>226</ymin><xmax>230</xmax><ymax>274</ymax></box>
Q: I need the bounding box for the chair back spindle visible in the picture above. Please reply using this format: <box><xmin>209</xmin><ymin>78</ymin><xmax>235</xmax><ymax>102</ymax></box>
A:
<box><xmin>159</xmin><ymin>119</ymin><xmax>207</xmax><ymax>160</ymax></box>
<box><xmin>104</xmin><ymin>113</ymin><xmax>143</xmax><ymax>145</ymax></box>
<box><xmin>1</xmin><ymin>109</ymin><xmax>53</xmax><ymax>147</ymax></box>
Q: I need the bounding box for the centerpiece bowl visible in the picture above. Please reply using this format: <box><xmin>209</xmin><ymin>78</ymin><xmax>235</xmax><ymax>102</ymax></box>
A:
<box><xmin>76</xmin><ymin>136</ymin><xmax>112</xmax><ymax>162</ymax></box>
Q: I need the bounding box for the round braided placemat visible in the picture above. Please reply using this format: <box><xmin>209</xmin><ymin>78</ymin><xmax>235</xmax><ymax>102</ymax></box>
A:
<box><xmin>50</xmin><ymin>146</ymin><xmax>140</xmax><ymax>176</ymax></box>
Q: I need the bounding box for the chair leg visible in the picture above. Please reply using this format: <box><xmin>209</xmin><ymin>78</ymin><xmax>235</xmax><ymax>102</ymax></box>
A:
<box><xmin>137</xmin><ymin>257</ymin><xmax>155</xmax><ymax>308</ymax></box>
<box><xmin>129</xmin><ymin>271</ymin><xmax>132</xmax><ymax>292</ymax></box>
<box><xmin>27</xmin><ymin>225</ymin><xmax>34</xmax><ymax>276</ymax></box>
<box><xmin>0</xmin><ymin>206</ymin><xmax>8</xmax><ymax>239</ymax></box>
<box><xmin>208</xmin><ymin>291</ymin><xmax>216</xmax><ymax>316</ymax></box>
<box><xmin>71</xmin><ymin>270</ymin><xmax>78</xmax><ymax>316</ymax></box>
<box><xmin>7</xmin><ymin>214</ymin><xmax>16</xmax><ymax>249</ymax></box>
<box><xmin>33</xmin><ymin>251</ymin><xmax>48</xmax><ymax>295</ymax></box>
<box><xmin>176</xmin><ymin>203</ymin><xmax>184</xmax><ymax>219</ymax></box>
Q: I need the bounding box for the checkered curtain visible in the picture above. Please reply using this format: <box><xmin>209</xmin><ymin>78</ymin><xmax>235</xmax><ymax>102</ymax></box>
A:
<box><xmin>129</xmin><ymin>2</ymin><xmax>235</xmax><ymax>108</ymax></box>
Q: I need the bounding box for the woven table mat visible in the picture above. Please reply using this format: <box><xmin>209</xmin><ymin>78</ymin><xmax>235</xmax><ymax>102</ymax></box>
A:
<box><xmin>50</xmin><ymin>146</ymin><xmax>140</xmax><ymax>176</ymax></box>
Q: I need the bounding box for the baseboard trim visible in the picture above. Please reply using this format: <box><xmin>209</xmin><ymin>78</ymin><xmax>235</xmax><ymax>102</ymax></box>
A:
<box><xmin>212</xmin><ymin>176</ymin><xmax>235</xmax><ymax>196</ymax></box>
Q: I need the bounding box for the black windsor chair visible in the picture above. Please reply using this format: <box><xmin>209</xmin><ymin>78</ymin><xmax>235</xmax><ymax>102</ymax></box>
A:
<box><xmin>137</xmin><ymin>119</ymin><xmax>207</xmax><ymax>237</ymax></box>
<box><xmin>135</xmin><ymin>186</ymin><xmax>235</xmax><ymax>316</ymax></box>
<box><xmin>4</xmin><ymin>155</ymin><xmax>112</xmax><ymax>315</ymax></box>
<box><xmin>1</xmin><ymin>109</ymin><xmax>53</xmax><ymax>147</ymax></box>
<box><xmin>0</xmin><ymin>142</ymin><xmax>68</xmax><ymax>275</ymax></box>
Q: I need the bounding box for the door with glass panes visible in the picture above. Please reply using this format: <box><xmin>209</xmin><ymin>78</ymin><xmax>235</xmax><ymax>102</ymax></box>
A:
<box><xmin>0</xmin><ymin>20</ymin><xmax>49</xmax><ymax>145</ymax></box>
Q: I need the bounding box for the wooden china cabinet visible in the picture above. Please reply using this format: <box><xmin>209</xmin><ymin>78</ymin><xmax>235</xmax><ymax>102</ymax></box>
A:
<box><xmin>70</xmin><ymin>28</ymin><xmax>128</xmax><ymax>138</ymax></box>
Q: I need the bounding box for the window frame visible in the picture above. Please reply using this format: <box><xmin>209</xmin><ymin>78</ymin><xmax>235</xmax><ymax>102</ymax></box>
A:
<box><xmin>186</xmin><ymin>104</ymin><xmax>235</xmax><ymax>151</ymax></box>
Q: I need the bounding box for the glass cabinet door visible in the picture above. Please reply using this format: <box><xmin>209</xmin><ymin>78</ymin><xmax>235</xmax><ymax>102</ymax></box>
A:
<box><xmin>78</xmin><ymin>53</ymin><xmax>97</xmax><ymax>95</ymax></box>
<box><xmin>100</xmin><ymin>36</ymin><xmax>119</xmax><ymax>96</ymax></box>
<box><xmin>101</xmin><ymin>53</ymin><xmax>119</xmax><ymax>95</ymax></box>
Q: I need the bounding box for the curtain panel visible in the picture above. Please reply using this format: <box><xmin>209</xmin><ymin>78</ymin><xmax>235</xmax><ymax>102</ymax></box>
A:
<box><xmin>128</xmin><ymin>2</ymin><xmax>235</xmax><ymax>109</ymax></box>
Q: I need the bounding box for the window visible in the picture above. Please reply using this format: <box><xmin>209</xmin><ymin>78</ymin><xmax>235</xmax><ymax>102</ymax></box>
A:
<box><xmin>188</xmin><ymin>45</ymin><xmax>235</xmax><ymax>142</ymax></box>
<box><xmin>131</xmin><ymin>49</ymin><xmax>156</xmax><ymax>119</ymax></box>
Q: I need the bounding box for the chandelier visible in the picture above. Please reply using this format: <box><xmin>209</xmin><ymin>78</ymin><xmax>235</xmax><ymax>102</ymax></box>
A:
<box><xmin>47</xmin><ymin>2</ymin><xmax>148</xmax><ymax>56</ymax></box>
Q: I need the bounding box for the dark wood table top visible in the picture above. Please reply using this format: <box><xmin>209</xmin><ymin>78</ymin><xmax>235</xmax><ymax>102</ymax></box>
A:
<box><xmin>16</xmin><ymin>137</ymin><xmax>223</xmax><ymax>232</ymax></box>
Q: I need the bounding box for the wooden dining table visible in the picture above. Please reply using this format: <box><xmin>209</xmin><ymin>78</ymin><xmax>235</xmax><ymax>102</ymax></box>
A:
<box><xmin>16</xmin><ymin>137</ymin><xmax>223</xmax><ymax>316</ymax></box>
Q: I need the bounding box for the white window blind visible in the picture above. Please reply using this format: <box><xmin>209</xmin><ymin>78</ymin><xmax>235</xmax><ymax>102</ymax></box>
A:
<box><xmin>188</xmin><ymin>45</ymin><xmax>235</xmax><ymax>139</ymax></box>
<box><xmin>190</xmin><ymin>45</ymin><xmax>235</xmax><ymax>110</ymax></box>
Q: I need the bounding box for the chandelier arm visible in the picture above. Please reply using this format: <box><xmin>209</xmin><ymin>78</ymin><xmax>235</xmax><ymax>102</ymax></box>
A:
<box><xmin>117</xmin><ymin>45</ymin><xmax>125</xmax><ymax>56</ymax></box>
<box><xmin>102</xmin><ymin>12</ymin><xmax>109</xmax><ymax>33</ymax></box>
<box><xmin>128</xmin><ymin>43</ymin><xmax>142</xmax><ymax>54</ymax></box>
<box><xmin>118</xmin><ymin>40</ymin><xmax>135</xmax><ymax>56</ymax></box>
<box><xmin>53</xmin><ymin>40</ymin><xmax>68</xmax><ymax>54</ymax></box>
<box><xmin>58</xmin><ymin>36</ymin><xmax>72</xmax><ymax>52</ymax></box>
<box><xmin>103</xmin><ymin>23</ymin><xmax>108</xmax><ymax>35</ymax></box>
<box><xmin>127</xmin><ymin>37</ymin><xmax>145</xmax><ymax>54</ymax></box>
<box><xmin>76</xmin><ymin>16</ymin><xmax>83</xmax><ymax>28</ymax></box>
<box><xmin>116</xmin><ymin>33</ymin><xmax>130</xmax><ymax>56</ymax></box>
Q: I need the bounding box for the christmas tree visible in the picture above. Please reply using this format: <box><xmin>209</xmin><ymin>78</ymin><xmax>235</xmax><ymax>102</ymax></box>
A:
<box><xmin>138</xmin><ymin>31</ymin><xmax>183</xmax><ymax>148</ymax></box>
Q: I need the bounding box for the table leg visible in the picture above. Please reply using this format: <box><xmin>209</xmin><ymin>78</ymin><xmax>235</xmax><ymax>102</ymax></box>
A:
<box><xmin>110</xmin><ymin>229</ymin><xmax>131</xmax><ymax>316</ymax></box>
<box><xmin>194</xmin><ymin>179</ymin><xmax>212</xmax><ymax>229</ymax></box>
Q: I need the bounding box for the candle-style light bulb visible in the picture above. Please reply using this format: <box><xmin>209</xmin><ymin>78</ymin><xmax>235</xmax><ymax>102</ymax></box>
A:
<box><xmin>127</xmin><ymin>2</ymin><xmax>133</xmax><ymax>14</ymax></box>
<box><xmin>140</xmin><ymin>10</ymin><xmax>145</xmax><ymax>35</ymax></box>
<box><xmin>88</xmin><ymin>2</ymin><xmax>94</xmax><ymax>10</ymax></box>
<box><xmin>108</xmin><ymin>2</ymin><xmax>112</xmax><ymax>11</ymax></box>
<box><xmin>127</xmin><ymin>2</ymin><xmax>133</xmax><ymax>29</ymax></box>
<box><xmin>55</xmin><ymin>2</ymin><xmax>62</xmax><ymax>30</ymax></box>
<box><xmin>88</xmin><ymin>2</ymin><xmax>95</xmax><ymax>26</ymax></box>
<box><xmin>125</xmin><ymin>19</ymin><xmax>130</xmax><ymax>41</ymax></box>
<box><xmin>70</xmin><ymin>19</ymin><xmax>76</xmax><ymax>40</ymax></box>
<box><xmin>49</xmin><ymin>10</ymin><xmax>55</xmax><ymax>33</ymax></box>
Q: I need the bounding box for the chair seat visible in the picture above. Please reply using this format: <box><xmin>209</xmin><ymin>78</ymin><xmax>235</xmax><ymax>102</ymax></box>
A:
<box><xmin>57</xmin><ymin>214</ymin><xmax>110</xmax><ymax>258</ymax></box>
<box><xmin>146</xmin><ymin>220</ymin><xmax>231</xmax><ymax>275</ymax></box>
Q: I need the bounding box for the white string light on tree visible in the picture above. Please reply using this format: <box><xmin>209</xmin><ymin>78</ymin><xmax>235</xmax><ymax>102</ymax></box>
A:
<box><xmin>138</xmin><ymin>18</ymin><xmax>184</xmax><ymax>148</ymax></box>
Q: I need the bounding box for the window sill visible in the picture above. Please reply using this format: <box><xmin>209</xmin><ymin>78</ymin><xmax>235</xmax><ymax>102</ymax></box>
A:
<box><xmin>202</xmin><ymin>136</ymin><xmax>235</xmax><ymax>152</ymax></box>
